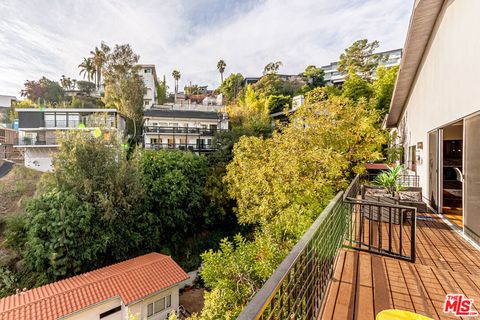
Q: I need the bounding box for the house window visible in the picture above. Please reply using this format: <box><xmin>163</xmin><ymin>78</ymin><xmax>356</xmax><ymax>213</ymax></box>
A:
<box><xmin>209</xmin><ymin>124</ymin><xmax>217</xmax><ymax>131</ymax></box>
<box><xmin>100</xmin><ymin>306</ymin><xmax>121</xmax><ymax>319</ymax></box>
<box><xmin>147</xmin><ymin>303</ymin><xmax>154</xmax><ymax>317</ymax></box>
<box><xmin>144</xmin><ymin>100</ymin><xmax>151</xmax><ymax>106</ymax></box>
<box><xmin>147</xmin><ymin>295</ymin><xmax>171</xmax><ymax>317</ymax></box>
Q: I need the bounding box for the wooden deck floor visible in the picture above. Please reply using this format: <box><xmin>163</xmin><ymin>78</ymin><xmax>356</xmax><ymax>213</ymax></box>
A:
<box><xmin>320</xmin><ymin>213</ymin><xmax>480</xmax><ymax>319</ymax></box>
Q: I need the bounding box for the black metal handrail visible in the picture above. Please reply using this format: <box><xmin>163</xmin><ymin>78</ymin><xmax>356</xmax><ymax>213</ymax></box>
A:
<box><xmin>343</xmin><ymin>174</ymin><xmax>417</xmax><ymax>262</ymax></box>
<box><xmin>144</xmin><ymin>126</ymin><xmax>227</xmax><ymax>136</ymax></box>
<box><xmin>144</xmin><ymin>143</ymin><xmax>216</xmax><ymax>151</ymax></box>
<box><xmin>237</xmin><ymin>192</ymin><xmax>348</xmax><ymax>320</ymax></box>
<box><xmin>238</xmin><ymin>174</ymin><xmax>418</xmax><ymax>320</ymax></box>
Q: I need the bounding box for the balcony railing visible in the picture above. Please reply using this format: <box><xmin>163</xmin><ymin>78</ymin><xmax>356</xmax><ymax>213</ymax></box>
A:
<box><xmin>17</xmin><ymin>138</ymin><xmax>58</xmax><ymax>146</ymax></box>
<box><xmin>237</xmin><ymin>192</ymin><xmax>349</xmax><ymax>320</ymax></box>
<box><xmin>144</xmin><ymin>143</ymin><xmax>216</xmax><ymax>152</ymax></box>
<box><xmin>238</xmin><ymin>173</ymin><xmax>418</xmax><ymax>320</ymax></box>
<box><xmin>144</xmin><ymin>126</ymin><xmax>226</xmax><ymax>136</ymax></box>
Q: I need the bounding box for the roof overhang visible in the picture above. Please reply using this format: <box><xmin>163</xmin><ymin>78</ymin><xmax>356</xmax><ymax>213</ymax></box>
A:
<box><xmin>386</xmin><ymin>0</ymin><xmax>445</xmax><ymax>128</ymax></box>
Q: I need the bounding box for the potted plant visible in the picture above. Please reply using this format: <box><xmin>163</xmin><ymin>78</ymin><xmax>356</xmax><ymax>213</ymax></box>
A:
<box><xmin>374</xmin><ymin>165</ymin><xmax>403</xmax><ymax>197</ymax></box>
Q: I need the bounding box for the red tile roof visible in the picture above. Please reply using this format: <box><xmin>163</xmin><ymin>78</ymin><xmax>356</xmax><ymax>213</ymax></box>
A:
<box><xmin>0</xmin><ymin>253</ymin><xmax>188</xmax><ymax>320</ymax></box>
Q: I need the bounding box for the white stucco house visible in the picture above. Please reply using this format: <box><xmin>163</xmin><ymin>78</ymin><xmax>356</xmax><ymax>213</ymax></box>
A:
<box><xmin>139</xmin><ymin>64</ymin><xmax>158</xmax><ymax>109</ymax></box>
<box><xmin>386</xmin><ymin>0</ymin><xmax>480</xmax><ymax>243</ymax></box>
<box><xmin>0</xmin><ymin>253</ymin><xmax>189</xmax><ymax>320</ymax></box>
<box><xmin>143</xmin><ymin>106</ymin><xmax>229</xmax><ymax>153</ymax></box>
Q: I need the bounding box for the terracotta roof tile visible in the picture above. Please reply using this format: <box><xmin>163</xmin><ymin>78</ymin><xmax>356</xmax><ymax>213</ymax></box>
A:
<box><xmin>0</xmin><ymin>253</ymin><xmax>188</xmax><ymax>320</ymax></box>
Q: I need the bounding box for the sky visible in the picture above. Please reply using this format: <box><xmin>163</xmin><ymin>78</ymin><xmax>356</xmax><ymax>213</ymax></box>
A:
<box><xmin>0</xmin><ymin>0</ymin><xmax>414</xmax><ymax>97</ymax></box>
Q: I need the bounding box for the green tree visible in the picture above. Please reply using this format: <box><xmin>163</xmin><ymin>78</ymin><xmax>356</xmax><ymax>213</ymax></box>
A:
<box><xmin>76</xmin><ymin>80</ymin><xmax>96</xmax><ymax>95</ymax></box>
<box><xmin>5</xmin><ymin>130</ymin><xmax>153</xmax><ymax>285</ymax></box>
<box><xmin>338</xmin><ymin>39</ymin><xmax>388</xmax><ymax>81</ymax></box>
<box><xmin>266</xmin><ymin>94</ymin><xmax>291</xmax><ymax>113</ymax></box>
<box><xmin>78</xmin><ymin>57</ymin><xmax>95</xmax><ymax>82</ymax></box>
<box><xmin>90</xmin><ymin>42</ymin><xmax>109</xmax><ymax>90</ymax></box>
<box><xmin>219</xmin><ymin>73</ymin><xmax>244</xmax><ymax>103</ymax></box>
<box><xmin>198</xmin><ymin>88</ymin><xmax>386</xmax><ymax>318</ymax></box>
<box><xmin>217</xmin><ymin>59</ymin><xmax>227</xmax><ymax>83</ymax></box>
<box><xmin>341</xmin><ymin>69</ymin><xmax>373</xmax><ymax>101</ymax></box>
<box><xmin>226</xmin><ymin>86</ymin><xmax>271</xmax><ymax>135</ymax></box>
<box><xmin>156</xmin><ymin>75</ymin><xmax>168</xmax><ymax>104</ymax></box>
<box><xmin>172</xmin><ymin>70</ymin><xmax>181</xmax><ymax>93</ymax></box>
<box><xmin>20</xmin><ymin>77</ymin><xmax>65</xmax><ymax>106</ymax></box>
<box><xmin>302</xmin><ymin>65</ymin><xmax>325</xmax><ymax>88</ymax></box>
<box><xmin>263</xmin><ymin>61</ymin><xmax>282</xmax><ymax>75</ymax></box>
<box><xmin>102</xmin><ymin>44</ymin><xmax>145</xmax><ymax>140</ymax></box>
<box><xmin>140</xmin><ymin>150</ymin><xmax>208</xmax><ymax>240</ymax></box>
<box><xmin>371</xmin><ymin>65</ymin><xmax>398</xmax><ymax>113</ymax></box>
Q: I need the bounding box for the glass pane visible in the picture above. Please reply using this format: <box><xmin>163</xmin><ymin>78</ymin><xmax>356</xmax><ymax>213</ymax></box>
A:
<box><xmin>147</xmin><ymin>303</ymin><xmax>154</xmax><ymax>317</ymax></box>
<box><xmin>154</xmin><ymin>298</ymin><xmax>165</xmax><ymax>313</ymax></box>
<box><xmin>465</xmin><ymin>114</ymin><xmax>480</xmax><ymax>241</ymax></box>
<box><xmin>166</xmin><ymin>295</ymin><xmax>171</xmax><ymax>308</ymax></box>
<box><xmin>428</xmin><ymin>130</ymin><xmax>438</xmax><ymax>210</ymax></box>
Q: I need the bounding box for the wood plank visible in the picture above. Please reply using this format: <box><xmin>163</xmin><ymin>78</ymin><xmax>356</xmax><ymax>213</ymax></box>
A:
<box><xmin>355</xmin><ymin>252</ymin><xmax>374</xmax><ymax>320</ymax></box>
<box><xmin>320</xmin><ymin>250</ymin><xmax>346</xmax><ymax>319</ymax></box>
<box><xmin>333</xmin><ymin>250</ymin><xmax>358</xmax><ymax>320</ymax></box>
<box><xmin>371</xmin><ymin>255</ymin><xmax>392</xmax><ymax>315</ymax></box>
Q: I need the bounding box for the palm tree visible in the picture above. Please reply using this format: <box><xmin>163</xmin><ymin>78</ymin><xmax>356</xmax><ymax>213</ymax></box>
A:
<box><xmin>78</xmin><ymin>57</ymin><xmax>95</xmax><ymax>82</ymax></box>
<box><xmin>217</xmin><ymin>60</ymin><xmax>227</xmax><ymax>83</ymax></box>
<box><xmin>90</xmin><ymin>45</ymin><xmax>107</xmax><ymax>90</ymax></box>
<box><xmin>172</xmin><ymin>70</ymin><xmax>181</xmax><ymax>94</ymax></box>
<box><xmin>263</xmin><ymin>61</ymin><xmax>283</xmax><ymax>75</ymax></box>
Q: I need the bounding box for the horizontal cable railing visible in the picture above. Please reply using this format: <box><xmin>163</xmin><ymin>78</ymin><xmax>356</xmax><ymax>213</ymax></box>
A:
<box><xmin>237</xmin><ymin>192</ymin><xmax>349</xmax><ymax>320</ymax></box>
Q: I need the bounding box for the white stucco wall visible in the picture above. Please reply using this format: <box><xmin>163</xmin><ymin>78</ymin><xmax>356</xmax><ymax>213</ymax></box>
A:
<box><xmin>127</xmin><ymin>286</ymin><xmax>179</xmax><ymax>320</ymax></box>
<box><xmin>398</xmin><ymin>0</ymin><xmax>480</xmax><ymax>195</ymax></box>
<box><xmin>24</xmin><ymin>147</ymin><xmax>56</xmax><ymax>172</ymax></box>
<box><xmin>62</xmin><ymin>297</ymin><xmax>123</xmax><ymax>320</ymax></box>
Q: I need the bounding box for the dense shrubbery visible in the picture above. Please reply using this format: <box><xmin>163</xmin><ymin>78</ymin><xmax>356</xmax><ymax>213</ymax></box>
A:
<box><xmin>2</xmin><ymin>130</ymin><xmax>240</xmax><ymax>294</ymax></box>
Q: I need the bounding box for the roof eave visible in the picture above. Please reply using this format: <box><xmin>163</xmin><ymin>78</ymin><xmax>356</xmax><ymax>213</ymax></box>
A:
<box><xmin>386</xmin><ymin>0</ymin><xmax>445</xmax><ymax>128</ymax></box>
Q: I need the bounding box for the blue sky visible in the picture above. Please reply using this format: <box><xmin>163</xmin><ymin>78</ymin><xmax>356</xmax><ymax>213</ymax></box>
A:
<box><xmin>0</xmin><ymin>0</ymin><xmax>413</xmax><ymax>97</ymax></box>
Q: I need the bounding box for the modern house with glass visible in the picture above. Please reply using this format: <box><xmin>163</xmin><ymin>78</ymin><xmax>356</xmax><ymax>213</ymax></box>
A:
<box><xmin>15</xmin><ymin>108</ymin><xmax>125</xmax><ymax>172</ymax></box>
<box><xmin>143</xmin><ymin>106</ymin><xmax>229</xmax><ymax>152</ymax></box>
<box><xmin>322</xmin><ymin>48</ymin><xmax>403</xmax><ymax>86</ymax></box>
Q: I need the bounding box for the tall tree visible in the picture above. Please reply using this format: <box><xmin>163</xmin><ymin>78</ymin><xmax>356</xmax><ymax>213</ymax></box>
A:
<box><xmin>337</xmin><ymin>39</ymin><xmax>388</xmax><ymax>81</ymax></box>
<box><xmin>263</xmin><ymin>61</ymin><xmax>282</xmax><ymax>75</ymax></box>
<box><xmin>302</xmin><ymin>65</ymin><xmax>325</xmax><ymax>88</ymax></box>
<box><xmin>102</xmin><ymin>44</ymin><xmax>145</xmax><ymax>141</ymax></box>
<box><xmin>217</xmin><ymin>60</ymin><xmax>227</xmax><ymax>83</ymax></box>
<box><xmin>172</xmin><ymin>70</ymin><xmax>181</xmax><ymax>93</ymax></box>
<box><xmin>78</xmin><ymin>57</ymin><xmax>95</xmax><ymax>82</ymax></box>
<box><xmin>90</xmin><ymin>43</ymin><xmax>109</xmax><ymax>90</ymax></box>
<box><xmin>219</xmin><ymin>73</ymin><xmax>244</xmax><ymax>103</ymax></box>
<box><xmin>20</xmin><ymin>77</ymin><xmax>65</xmax><ymax>106</ymax></box>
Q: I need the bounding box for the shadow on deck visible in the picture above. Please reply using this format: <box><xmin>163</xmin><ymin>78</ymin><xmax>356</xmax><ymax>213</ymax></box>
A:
<box><xmin>320</xmin><ymin>213</ymin><xmax>480</xmax><ymax>319</ymax></box>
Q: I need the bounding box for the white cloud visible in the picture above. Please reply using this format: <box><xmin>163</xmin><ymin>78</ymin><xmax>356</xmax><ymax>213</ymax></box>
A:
<box><xmin>0</xmin><ymin>0</ymin><xmax>413</xmax><ymax>97</ymax></box>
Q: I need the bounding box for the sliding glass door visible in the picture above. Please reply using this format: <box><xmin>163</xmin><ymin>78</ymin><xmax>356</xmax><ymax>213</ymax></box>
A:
<box><xmin>464</xmin><ymin>113</ymin><xmax>480</xmax><ymax>241</ymax></box>
<box><xmin>428</xmin><ymin>130</ymin><xmax>439</xmax><ymax>211</ymax></box>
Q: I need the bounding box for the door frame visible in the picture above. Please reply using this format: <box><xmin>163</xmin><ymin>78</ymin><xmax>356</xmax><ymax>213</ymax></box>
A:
<box><xmin>463</xmin><ymin>110</ymin><xmax>480</xmax><ymax>235</ymax></box>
